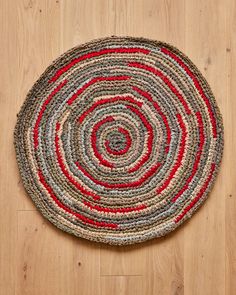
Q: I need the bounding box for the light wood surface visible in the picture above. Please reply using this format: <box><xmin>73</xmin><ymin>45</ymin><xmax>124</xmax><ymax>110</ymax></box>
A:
<box><xmin>0</xmin><ymin>0</ymin><xmax>235</xmax><ymax>294</ymax></box>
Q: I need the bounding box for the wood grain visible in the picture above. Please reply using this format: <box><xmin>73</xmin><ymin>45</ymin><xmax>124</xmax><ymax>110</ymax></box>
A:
<box><xmin>0</xmin><ymin>0</ymin><xmax>235</xmax><ymax>294</ymax></box>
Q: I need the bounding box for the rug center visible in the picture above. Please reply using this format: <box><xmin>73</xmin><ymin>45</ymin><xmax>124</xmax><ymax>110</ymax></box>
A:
<box><xmin>105</xmin><ymin>128</ymin><xmax>130</xmax><ymax>155</ymax></box>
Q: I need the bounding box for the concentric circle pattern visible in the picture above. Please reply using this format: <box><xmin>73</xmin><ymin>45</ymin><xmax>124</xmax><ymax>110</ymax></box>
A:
<box><xmin>14</xmin><ymin>37</ymin><xmax>224</xmax><ymax>245</ymax></box>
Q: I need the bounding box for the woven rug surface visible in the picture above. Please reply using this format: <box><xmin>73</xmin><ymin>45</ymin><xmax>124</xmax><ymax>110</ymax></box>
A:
<box><xmin>14</xmin><ymin>37</ymin><xmax>223</xmax><ymax>245</ymax></box>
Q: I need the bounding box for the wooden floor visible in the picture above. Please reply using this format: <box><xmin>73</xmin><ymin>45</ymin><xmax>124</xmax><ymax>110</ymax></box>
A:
<box><xmin>0</xmin><ymin>0</ymin><xmax>235</xmax><ymax>294</ymax></box>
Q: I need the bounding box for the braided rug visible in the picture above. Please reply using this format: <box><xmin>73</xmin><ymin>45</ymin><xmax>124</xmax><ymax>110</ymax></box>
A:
<box><xmin>14</xmin><ymin>37</ymin><xmax>223</xmax><ymax>245</ymax></box>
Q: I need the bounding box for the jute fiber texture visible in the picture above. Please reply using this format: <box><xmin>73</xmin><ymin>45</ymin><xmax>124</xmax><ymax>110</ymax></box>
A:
<box><xmin>14</xmin><ymin>37</ymin><xmax>224</xmax><ymax>245</ymax></box>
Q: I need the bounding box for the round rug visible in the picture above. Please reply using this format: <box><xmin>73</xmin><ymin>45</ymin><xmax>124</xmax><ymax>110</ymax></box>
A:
<box><xmin>14</xmin><ymin>37</ymin><xmax>224</xmax><ymax>245</ymax></box>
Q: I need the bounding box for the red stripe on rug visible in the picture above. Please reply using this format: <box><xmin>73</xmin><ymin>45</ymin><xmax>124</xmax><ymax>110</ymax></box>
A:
<box><xmin>161</xmin><ymin>47</ymin><xmax>217</xmax><ymax>138</ymax></box>
<box><xmin>49</xmin><ymin>47</ymin><xmax>150</xmax><ymax>83</ymax></box>
<box><xmin>38</xmin><ymin>169</ymin><xmax>117</xmax><ymax>229</ymax></box>
<box><xmin>175</xmin><ymin>163</ymin><xmax>215</xmax><ymax>223</ymax></box>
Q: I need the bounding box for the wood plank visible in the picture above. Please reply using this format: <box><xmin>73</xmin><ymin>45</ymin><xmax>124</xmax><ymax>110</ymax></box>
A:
<box><xmin>0</xmin><ymin>0</ymin><xmax>20</xmax><ymax>293</ymax></box>
<box><xmin>15</xmin><ymin>0</ymin><xmax>61</xmax><ymax>210</ymax></box>
<box><xmin>101</xmin><ymin>276</ymin><xmax>143</xmax><ymax>295</ymax></box>
<box><xmin>100</xmin><ymin>244</ymin><xmax>146</xmax><ymax>276</ymax></box>
<box><xmin>225</xmin><ymin>0</ymin><xmax>236</xmax><ymax>294</ymax></box>
<box><xmin>16</xmin><ymin>211</ymin><xmax>101</xmax><ymax>295</ymax></box>
<box><xmin>61</xmin><ymin>0</ymin><xmax>116</xmax><ymax>49</ymax></box>
<box><xmin>144</xmin><ymin>232</ymin><xmax>184</xmax><ymax>295</ymax></box>
<box><xmin>184</xmin><ymin>1</ymin><xmax>226</xmax><ymax>294</ymax></box>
